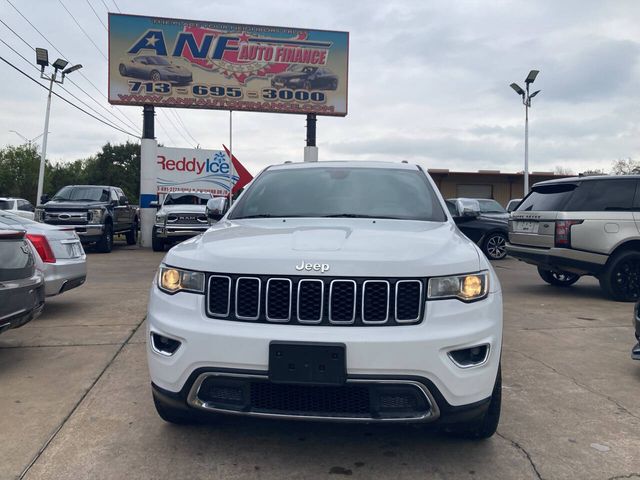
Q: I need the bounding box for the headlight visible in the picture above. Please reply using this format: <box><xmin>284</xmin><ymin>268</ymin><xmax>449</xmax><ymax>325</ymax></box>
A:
<box><xmin>88</xmin><ymin>208</ymin><xmax>104</xmax><ymax>224</ymax></box>
<box><xmin>158</xmin><ymin>266</ymin><xmax>205</xmax><ymax>294</ymax></box>
<box><xmin>34</xmin><ymin>208</ymin><xmax>44</xmax><ymax>222</ymax></box>
<box><xmin>428</xmin><ymin>271</ymin><xmax>489</xmax><ymax>302</ymax></box>
<box><xmin>155</xmin><ymin>212</ymin><xmax>166</xmax><ymax>224</ymax></box>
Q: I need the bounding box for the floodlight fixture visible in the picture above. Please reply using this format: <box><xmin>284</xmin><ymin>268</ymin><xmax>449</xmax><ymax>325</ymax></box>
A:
<box><xmin>63</xmin><ymin>64</ymin><xmax>83</xmax><ymax>75</ymax></box>
<box><xmin>52</xmin><ymin>58</ymin><xmax>69</xmax><ymax>71</ymax></box>
<box><xmin>525</xmin><ymin>69</ymin><xmax>539</xmax><ymax>84</ymax></box>
<box><xmin>35</xmin><ymin>48</ymin><xmax>49</xmax><ymax>69</ymax></box>
<box><xmin>510</xmin><ymin>83</ymin><xmax>525</xmax><ymax>96</ymax></box>
<box><xmin>530</xmin><ymin>89</ymin><xmax>541</xmax><ymax>99</ymax></box>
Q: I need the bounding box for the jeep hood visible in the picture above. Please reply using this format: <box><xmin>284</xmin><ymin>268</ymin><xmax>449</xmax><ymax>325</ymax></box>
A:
<box><xmin>165</xmin><ymin>218</ymin><xmax>482</xmax><ymax>277</ymax></box>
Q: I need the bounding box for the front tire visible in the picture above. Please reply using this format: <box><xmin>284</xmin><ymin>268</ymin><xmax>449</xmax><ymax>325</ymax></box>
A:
<box><xmin>483</xmin><ymin>233</ymin><xmax>507</xmax><ymax>260</ymax></box>
<box><xmin>125</xmin><ymin>218</ymin><xmax>138</xmax><ymax>245</ymax></box>
<box><xmin>152</xmin><ymin>229</ymin><xmax>164</xmax><ymax>252</ymax></box>
<box><xmin>599</xmin><ymin>250</ymin><xmax>640</xmax><ymax>301</ymax></box>
<box><xmin>150</xmin><ymin>70</ymin><xmax>161</xmax><ymax>82</ymax></box>
<box><xmin>537</xmin><ymin>267</ymin><xmax>580</xmax><ymax>286</ymax></box>
<box><xmin>96</xmin><ymin>222</ymin><xmax>113</xmax><ymax>253</ymax></box>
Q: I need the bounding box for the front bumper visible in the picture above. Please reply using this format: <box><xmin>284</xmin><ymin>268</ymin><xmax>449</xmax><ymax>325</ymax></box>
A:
<box><xmin>154</xmin><ymin>224</ymin><xmax>208</xmax><ymax>239</ymax></box>
<box><xmin>59</xmin><ymin>224</ymin><xmax>104</xmax><ymax>243</ymax></box>
<box><xmin>43</xmin><ymin>256</ymin><xmax>87</xmax><ymax>296</ymax></box>
<box><xmin>506</xmin><ymin>243</ymin><xmax>607</xmax><ymax>276</ymax></box>
<box><xmin>147</xmin><ymin>284</ymin><xmax>502</xmax><ymax>420</ymax></box>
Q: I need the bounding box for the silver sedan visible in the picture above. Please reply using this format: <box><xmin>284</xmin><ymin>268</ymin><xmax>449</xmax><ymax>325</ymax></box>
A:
<box><xmin>0</xmin><ymin>211</ymin><xmax>87</xmax><ymax>297</ymax></box>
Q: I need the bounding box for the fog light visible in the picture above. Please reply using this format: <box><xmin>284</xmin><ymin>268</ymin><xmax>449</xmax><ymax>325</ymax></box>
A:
<box><xmin>448</xmin><ymin>344</ymin><xmax>490</xmax><ymax>368</ymax></box>
<box><xmin>151</xmin><ymin>333</ymin><xmax>181</xmax><ymax>356</ymax></box>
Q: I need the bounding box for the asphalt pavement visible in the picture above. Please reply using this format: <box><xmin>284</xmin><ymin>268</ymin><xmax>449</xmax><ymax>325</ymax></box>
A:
<box><xmin>1</xmin><ymin>245</ymin><xmax>639</xmax><ymax>480</ymax></box>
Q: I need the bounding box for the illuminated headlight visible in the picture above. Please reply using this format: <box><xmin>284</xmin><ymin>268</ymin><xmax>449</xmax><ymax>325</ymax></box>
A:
<box><xmin>34</xmin><ymin>208</ymin><xmax>45</xmax><ymax>222</ymax></box>
<box><xmin>88</xmin><ymin>208</ymin><xmax>104</xmax><ymax>224</ymax></box>
<box><xmin>158</xmin><ymin>265</ymin><xmax>205</xmax><ymax>294</ymax></box>
<box><xmin>428</xmin><ymin>271</ymin><xmax>489</xmax><ymax>302</ymax></box>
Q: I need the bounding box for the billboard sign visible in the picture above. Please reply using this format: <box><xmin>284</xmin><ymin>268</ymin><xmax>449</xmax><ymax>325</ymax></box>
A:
<box><xmin>108</xmin><ymin>13</ymin><xmax>348</xmax><ymax>116</ymax></box>
<box><xmin>156</xmin><ymin>146</ymin><xmax>253</xmax><ymax>196</ymax></box>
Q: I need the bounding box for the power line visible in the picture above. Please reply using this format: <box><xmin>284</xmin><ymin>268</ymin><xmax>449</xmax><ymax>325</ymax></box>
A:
<box><xmin>155</xmin><ymin>115</ymin><xmax>178</xmax><ymax>146</ymax></box>
<box><xmin>111</xmin><ymin>0</ymin><xmax>121</xmax><ymax>13</ymax></box>
<box><xmin>164</xmin><ymin>109</ymin><xmax>196</xmax><ymax>147</ymax></box>
<box><xmin>170</xmin><ymin>109</ymin><xmax>200</xmax><ymax>146</ymax></box>
<box><xmin>3</xmin><ymin>0</ymin><xmax>141</xmax><ymax>133</ymax></box>
<box><xmin>57</xmin><ymin>0</ymin><xmax>107</xmax><ymax>60</ymax></box>
<box><xmin>0</xmin><ymin>36</ymin><xmax>140</xmax><ymax>134</ymax></box>
<box><xmin>85</xmin><ymin>0</ymin><xmax>107</xmax><ymax>31</ymax></box>
<box><xmin>99</xmin><ymin>0</ymin><xmax>111</xmax><ymax>12</ymax></box>
<box><xmin>0</xmin><ymin>17</ymin><xmax>140</xmax><ymax>135</ymax></box>
<box><xmin>0</xmin><ymin>54</ymin><xmax>138</xmax><ymax>137</ymax></box>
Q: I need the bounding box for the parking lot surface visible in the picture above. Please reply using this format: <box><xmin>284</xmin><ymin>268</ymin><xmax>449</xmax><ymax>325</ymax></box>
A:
<box><xmin>1</xmin><ymin>246</ymin><xmax>639</xmax><ymax>480</ymax></box>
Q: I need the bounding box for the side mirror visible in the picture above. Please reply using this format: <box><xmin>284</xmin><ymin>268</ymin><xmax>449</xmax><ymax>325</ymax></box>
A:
<box><xmin>206</xmin><ymin>197</ymin><xmax>228</xmax><ymax>222</ymax></box>
<box><xmin>119</xmin><ymin>195</ymin><xmax>128</xmax><ymax>206</ymax></box>
<box><xmin>456</xmin><ymin>199</ymin><xmax>481</xmax><ymax>218</ymax></box>
<box><xmin>149</xmin><ymin>200</ymin><xmax>159</xmax><ymax>209</ymax></box>
<box><xmin>462</xmin><ymin>207</ymin><xmax>480</xmax><ymax>218</ymax></box>
<box><xmin>40</xmin><ymin>194</ymin><xmax>50</xmax><ymax>204</ymax></box>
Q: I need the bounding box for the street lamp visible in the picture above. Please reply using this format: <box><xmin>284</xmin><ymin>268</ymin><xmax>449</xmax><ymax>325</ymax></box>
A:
<box><xmin>34</xmin><ymin>48</ymin><xmax>82</xmax><ymax>205</ymax></box>
<box><xmin>510</xmin><ymin>69</ymin><xmax>541</xmax><ymax>195</ymax></box>
<box><xmin>9</xmin><ymin>130</ymin><xmax>48</xmax><ymax>147</ymax></box>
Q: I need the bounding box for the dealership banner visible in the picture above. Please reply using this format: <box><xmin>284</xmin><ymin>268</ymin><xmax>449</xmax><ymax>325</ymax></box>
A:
<box><xmin>108</xmin><ymin>13</ymin><xmax>348</xmax><ymax>116</ymax></box>
<box><xmin>156</xmin><ymin>146</ymin><xmax>253</xmax><ymax>196</ymax></box>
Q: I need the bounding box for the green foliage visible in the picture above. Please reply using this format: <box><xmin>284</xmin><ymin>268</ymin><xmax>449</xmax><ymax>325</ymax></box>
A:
<box><xmin>0</xmin><ymin>141</ymin><xmax>141</xmax><ymax>204</ymax></box>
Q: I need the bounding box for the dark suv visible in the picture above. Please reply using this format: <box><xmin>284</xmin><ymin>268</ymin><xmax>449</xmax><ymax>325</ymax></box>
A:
<box><xmin>508</xmin><ymin>175</ymin><xmax>640</xmax><ymax>301</ymax></box>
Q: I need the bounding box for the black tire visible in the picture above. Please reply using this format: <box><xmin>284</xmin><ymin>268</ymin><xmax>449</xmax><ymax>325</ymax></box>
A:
<box><xmin>125</xmin><ymin>218</ymin><xmax>138</xmax><ymax>245</ymax></box>
<box><xmin>119</xmin><ymin>64</ymin><xmax>127</xmax><ymax>76</ymax></box>
<box><xmin>599</xmin><ymin>250</ymin><xmax>640</xmax><ymax>302</ymax></box>
<box><xmin>537</xmin><ymin>267</ymin><xmax>580</xmax><ymax>286</ymax></box>
<box><xmin>452</xmin><ymin>365</ymin><xmax>501</xmax><ymax>439</ymax></box>
<box><xmin>150</xmin><ymin>70</ymin><xmax>161</xmax><ymax>82</ymax></box>
<box><xmin>303</xmin><ymin>80</ymin><xmax>311</xmax><ymax>91</ymax></box>
<box><xmin>152</xmin><ymin>229</ymin><xmax>164</xmax><ymax>252</ymax></box>
<box><xmin>153</xmin><ymin>395</ymin><xmax>195</xmax><ymax>425</ymax></box>
<box><xmin>95</xmin><ymin>222</ymin><xmax>113</xmax><ymax>253</ymax></box>
<box><xmin>483</xmin><ymin>232</ymin><xmax>507</xmax><ymax>260</ymax></box>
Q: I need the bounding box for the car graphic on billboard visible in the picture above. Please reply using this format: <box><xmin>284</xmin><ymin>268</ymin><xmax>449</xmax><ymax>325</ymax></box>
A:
<box><xmin>270</xmin><ymin>66</ymin><xmax>338</xmax><ymax>91</ymax></box>
<box><xmin>118</xmin><ymin>55</ymin><xmax>193</xmax><ymax>85</ymax></box>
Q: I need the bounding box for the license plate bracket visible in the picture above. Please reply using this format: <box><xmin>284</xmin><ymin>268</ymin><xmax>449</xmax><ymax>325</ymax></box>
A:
<box><xmin>269</xmin><ymin>342</ymin><xmax>346</xmax><ymax>386</ymax></box>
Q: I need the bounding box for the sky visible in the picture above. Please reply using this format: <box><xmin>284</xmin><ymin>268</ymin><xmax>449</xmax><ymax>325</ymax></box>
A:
<box><xmin>0</xmin><ymin>0</ymin><xmax>638</xmax><ymax>177</ymax></box>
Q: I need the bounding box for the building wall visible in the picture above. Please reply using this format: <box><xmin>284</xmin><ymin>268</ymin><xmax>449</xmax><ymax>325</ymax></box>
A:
<box><xmin>428</xmin><ymin>171</ymin><xmax>571</xmax><ymax>207</ymax></box>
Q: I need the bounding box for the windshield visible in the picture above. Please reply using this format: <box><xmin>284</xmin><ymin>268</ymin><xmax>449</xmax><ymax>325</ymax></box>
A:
<box><xmin>164</xmin><ymin>193</ymin><xmax>211</xmax><ymax>206</ymax></box>
<box><xmin>0</xmin><ymin>211</ymin><xmax>38</xmax><ymax>225</ymax></box>
<box><xmin>289</xmin><ymin>65</ymin><xmax>316</xmax><ymax>73</ymax></box>
<box><xmin>478</xmin><ymin>199</ymin><xmax>506</xmax><ymax>213</ymax></box>
<box><xmin>228</xmin><ymin>166</ymin><xmax>447</xmax><ymax>221</ymax></box>
<box><xmin>0</xmin><ymin>200</ymin><xmax>14</xmax><ymax>210</ymax></box>
<box><xmin>52</xmin><ymin>186</ymin><xmax>110</xmax><ymax>202</ymax></box>
<box><xmin>147</xmin><ymin>56</ymin><xmax>171</xmax><ymax>66</ymax></box>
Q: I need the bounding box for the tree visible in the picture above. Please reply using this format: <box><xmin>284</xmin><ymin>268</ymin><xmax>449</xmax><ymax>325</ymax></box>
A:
<box><xmin>579</xmin><ymin>169</ymin><xmax>606</xmax><ymax>176</ymax></box>
<box><xmin>85</xmin><ymin>141</ymin><xmax>140</xmax><ymax>200</ymax></box>
<box><xmin>611</xmin><ymin>158</ymin><xmax>640</xmax><ymax>175</ymax></box>
<box><xmin>0</xmin><ymin>144</ymin><xmax>41</xmax><ymax>203</ymax></box>
<box><xmin>554</xmin><ymin>166</ymin><xmax>574</xmax><ymax>175</ymax></box>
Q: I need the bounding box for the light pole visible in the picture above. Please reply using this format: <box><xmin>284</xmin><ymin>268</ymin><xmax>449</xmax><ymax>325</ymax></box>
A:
<box><xmin>9</xmin><ymin>130</ymin><xmax>48</xmax><ymax>148</ymax></box>
<box><xmin>34</xmin><ymin>48</ymin><xmax>82</xmax><ymax>204</ymax></box>
<box><xmin>510</xmin><ymin>70</ymin><xmax>540</xmax><ymax>195</ymax></box>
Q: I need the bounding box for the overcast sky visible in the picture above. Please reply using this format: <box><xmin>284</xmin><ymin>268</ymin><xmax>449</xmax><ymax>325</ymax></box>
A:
<box><xmin>0</xmin><ymin>0</ymin><xmax>638</xmax><ymax>176</ymax></box>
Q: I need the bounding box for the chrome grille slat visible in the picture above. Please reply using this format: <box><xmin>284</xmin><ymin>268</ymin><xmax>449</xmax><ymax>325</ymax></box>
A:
<box><xmin>207</xmin><ymin>274</ymin><xmax>424</xmax><ymax>326</ymax></box>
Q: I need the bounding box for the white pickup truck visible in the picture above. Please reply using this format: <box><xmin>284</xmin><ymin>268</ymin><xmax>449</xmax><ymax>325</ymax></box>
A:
<box><xmin>147</xmin><ymin>161</ymin><xmax>503</xmax><ymax>439</ymax></box>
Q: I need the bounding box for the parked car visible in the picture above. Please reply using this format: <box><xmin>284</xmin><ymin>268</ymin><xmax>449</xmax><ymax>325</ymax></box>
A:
<box><xmin>633</xmin><ymin>302</ymin><xmax>640</xmax><ymax>360</ymax></box>
<box><xmin>506</xmin><ymin>198</ymin><xmax>522</xmax><ymax>213</ymax></box>
<box><xmin>446</xmin><ymin>198</ymin><xmax>509</xmax><ymax>260</ymax></box>
<box><xmin>271</xmin><ymin>65</ymin><xmax>339</xmax><ymax>91</ymax></box>
<box><xmin>119</xmin><ymin>55</ymin><xmax>192</xmax><ymax>84</ymax></box>
<box><xmin>0</xmin><ymin>211</ymin><xmax>86</xmax><ymax>297</ymax></box>
<box><xmin>508</xmin><ymin>175</ymin><xmax>640</xmax><ymax>301</ymax></box>
<box><xmin>148</xmin><ymin>161</ymin><xmax>503</xmax><ymax>439</ymax></box>
<box><xmin>0</xmin><ymin>229</ymin><xmax>45</xmax><ymax>335</ymax></box>
<box><xmin>150</xmin><ymin>191</ymin><xmax>215</xmax><ymax>252</ymax></box>
<box><xmin>35</xmin><ymin>185</ymin><xmax>139</xmax><ymax>253</ymax></box>
<box><xmin>0</xmin><ymin>197</ymin><xmax>35</xmax><ymax>220</ymax></box>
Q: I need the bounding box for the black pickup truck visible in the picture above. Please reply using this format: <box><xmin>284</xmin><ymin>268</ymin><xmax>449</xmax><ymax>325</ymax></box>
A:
<box><xmin>35</xmin><ymin>185</ymin><xmax>139</xmax><ymax>253</ymax></box>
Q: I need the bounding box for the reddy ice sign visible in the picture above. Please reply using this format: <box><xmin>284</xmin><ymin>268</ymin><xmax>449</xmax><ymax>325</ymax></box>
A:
<box><xmin>156</xmin><ymin>146</ymin><xmax>252</xmax><ymax>196</ymax></box>
<box><xmin>108</xmin><ymin>13</ymin><xmax>348</xmax><ymax>116</ymax></box>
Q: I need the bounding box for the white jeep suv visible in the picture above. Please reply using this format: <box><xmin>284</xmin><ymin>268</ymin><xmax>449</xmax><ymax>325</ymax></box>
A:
<box><xmin>147</xmin><ymin>161</ymin><xmax>503</xmax><ymax>438</ymax></box>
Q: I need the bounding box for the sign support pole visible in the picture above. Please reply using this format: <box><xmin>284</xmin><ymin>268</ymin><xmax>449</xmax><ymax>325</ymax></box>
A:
<box><xmin>228</xmin><ymin>110</ymin><xmax>236</xmax><ymax>206</ymax></box>
<box><xmin>140</xmin><ymin>105</ymin><xmax>157</xmax><ymax>248</ymax></box>
<box><xmin>304</xmin><ymin>114</ymin><xmax>318</xmax><ymax>162</ymax></box>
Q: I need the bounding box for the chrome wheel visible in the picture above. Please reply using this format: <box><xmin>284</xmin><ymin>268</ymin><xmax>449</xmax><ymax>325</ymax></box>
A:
<box><xmin>485</xmin><ymin>234</ymin><xmax>507</xmax><ymax>260</ymax></box>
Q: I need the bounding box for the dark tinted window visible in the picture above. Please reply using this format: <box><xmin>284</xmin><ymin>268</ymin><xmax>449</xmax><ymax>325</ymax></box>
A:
<box><xmin>52</xmin><ymin>186</ymin><xmax>109</xmax><ymax>202</ymax></box>
<box><xmin>229</xmin><ymin>167</ymin><xmax>447</xmax><ymax>222</ymax></box>
<box><xmin>564</xmin><ymin>179</ymin><xmax>637</xmax><ymax>211</ymax></box>
<box><xmin>478</xmin><ymin>199</ymin><xmax>506</xmax><ymax>213</ymax></box>
<box><xmin>516</xmin><ymin>184</ymin><xmax>577</xmax><ymax>212</ymax></box>
<box><xmin>0</xmin><ymin>238</ymin><xmax>33</xmax><ymax>281</ymax></box>
<box><xmin>0</xmin><ymin>200</ymin><xmax>13</xmax><ymax>210</ymax></box>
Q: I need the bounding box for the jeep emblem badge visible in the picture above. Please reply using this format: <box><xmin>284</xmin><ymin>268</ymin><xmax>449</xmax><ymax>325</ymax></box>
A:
<box><xmin>295</xmin><ymin>261</ymin><xmax>330</xmax><ymax>274</ymax></box>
